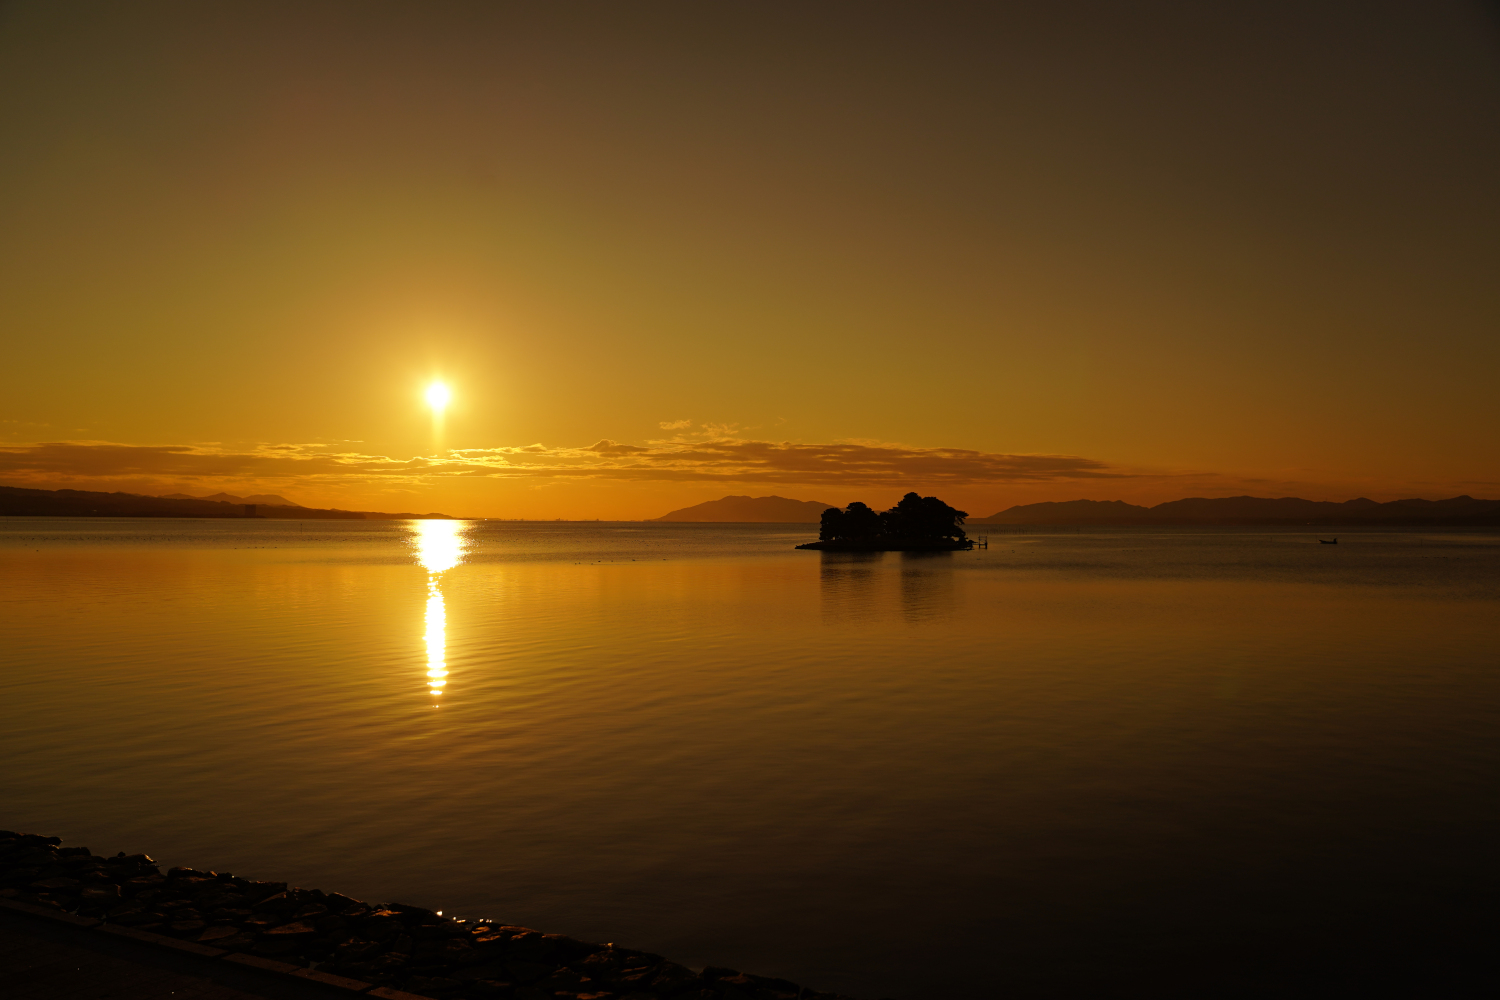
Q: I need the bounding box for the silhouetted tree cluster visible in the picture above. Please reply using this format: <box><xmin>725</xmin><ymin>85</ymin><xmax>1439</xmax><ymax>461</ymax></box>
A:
<box><xmin>819</xmin><ymin>492</ymin><xmax>969</xmax><ymax>544</ymax></box>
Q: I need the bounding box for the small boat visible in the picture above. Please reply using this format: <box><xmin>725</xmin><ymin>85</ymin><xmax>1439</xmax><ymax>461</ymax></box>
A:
<box><xmin>1319</xmin><ymin>538</ymin><xmax>1338</xmax><ymax>544</ymax></box>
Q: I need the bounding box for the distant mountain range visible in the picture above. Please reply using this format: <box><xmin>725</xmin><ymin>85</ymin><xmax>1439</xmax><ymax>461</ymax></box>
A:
<box><xmin>159</xmin><ymin>491</ymin><xmax>302</xmax><ymax>506</ymax></box>
<box><xmin>650</xmin><ymin>492</ymin><xmax>1500</xmax><ymax>526</ymax></box>
<box><xmin>0</xmin><ymin>486</ymin><xmax>452</xmax><ymax>520</ymax></box>
<box><xmin>651</xmin><ymin>495</ymin><xmax>835</xmax><ymax>522</ymax></box>
<box><xmin>970</xmin><ymin>495</ymin><xmax>1500</xmax><ymax>526</ymax></box>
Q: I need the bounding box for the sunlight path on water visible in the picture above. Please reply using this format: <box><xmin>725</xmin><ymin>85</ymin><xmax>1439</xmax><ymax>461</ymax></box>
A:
<box><xmin>410</xmin><ymin>520</ymin><xmax>471</xmax><ymax>700</ymax></box>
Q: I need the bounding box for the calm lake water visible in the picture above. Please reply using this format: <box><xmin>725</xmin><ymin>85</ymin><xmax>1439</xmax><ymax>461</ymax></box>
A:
<box><xmin>2</xmin><ymin>519</ymin><xmax>1497</xmax><ymax>998</ymax></box>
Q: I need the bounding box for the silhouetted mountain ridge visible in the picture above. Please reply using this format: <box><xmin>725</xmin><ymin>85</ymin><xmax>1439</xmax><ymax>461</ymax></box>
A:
<box><xmin>0</xmin><ymin>486</ymin><xmax>452</xmax><ymax>520</ymax></box>
<box><xmin>159</xmin><ymin>491</ymin><xmax>302</xmax><ymax>506</ymax></box>
<box><xmin>651</xmin><ymin>495</ymin><xmax>834</xmax><ymax>522</ymax></box>
<box><xmin>971</xmin><ymin>494</ymin><xmax>1500</xmax><ymax>525</ymax></box>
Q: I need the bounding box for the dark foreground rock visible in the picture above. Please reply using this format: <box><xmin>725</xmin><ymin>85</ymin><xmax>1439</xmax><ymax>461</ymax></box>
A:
<box><xmin>0</xmin><ymin>830</ymin><xmax>864</xmax><ymax>1000</ymax></box>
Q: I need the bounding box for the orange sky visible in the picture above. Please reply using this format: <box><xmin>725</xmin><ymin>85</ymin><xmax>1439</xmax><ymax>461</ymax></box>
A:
<box><xmin>2</xmin><ymin>2</ymin><xmax>1497</xmax><ymax>519</ymax></box>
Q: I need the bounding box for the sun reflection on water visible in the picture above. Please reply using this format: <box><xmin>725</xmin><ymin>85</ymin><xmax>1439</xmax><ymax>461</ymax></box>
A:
<box><xmin>411</xmin><ymin>520</ymin><xmax>469</xmax><ymax>699</ymax></box>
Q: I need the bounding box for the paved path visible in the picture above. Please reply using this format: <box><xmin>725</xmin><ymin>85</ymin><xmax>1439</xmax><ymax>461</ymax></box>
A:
<box><xmin>0</xmin><ymin>908</ymin><xmax>335</xmax><ymax>1000</ymax></box>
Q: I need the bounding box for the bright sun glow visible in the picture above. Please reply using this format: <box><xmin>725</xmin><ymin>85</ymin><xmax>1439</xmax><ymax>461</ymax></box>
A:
<box><xmin>425</xmin><ymin>382</ymin><xmax>451</xmax><ymax>412</ymax></box>
<box><xmin>412</xmin><ymin>519</ymin><xmax>467</xmax><ymax>698</ymax></box>
<box><xmin>413</xmin><ymin>518</ymin><xmax>466</xmax><ymax>575</ymax></box>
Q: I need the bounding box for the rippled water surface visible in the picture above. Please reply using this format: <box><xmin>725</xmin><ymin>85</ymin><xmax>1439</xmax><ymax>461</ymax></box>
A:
<box><xmin>2</xmin><ymin>519</ymin><xmax>1498</xmax><ymax>998</ymax></box>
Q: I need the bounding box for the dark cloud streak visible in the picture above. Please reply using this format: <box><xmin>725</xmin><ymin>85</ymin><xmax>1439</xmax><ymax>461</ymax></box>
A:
<box><xmin>0</xmin><ymin>438</ymin><xmax>1131</xmax><ymax>491</ymax></box>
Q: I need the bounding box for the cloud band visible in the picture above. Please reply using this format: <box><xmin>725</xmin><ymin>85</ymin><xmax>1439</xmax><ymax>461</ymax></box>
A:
<box><xmin>0</xmin><ymin>438</ymin><xmax>1128</xmax><ymax>490</ymax></box>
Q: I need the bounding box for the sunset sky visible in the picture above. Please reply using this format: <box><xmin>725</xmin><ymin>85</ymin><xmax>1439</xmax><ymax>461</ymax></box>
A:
<box><xmin>2</xmin><ymin>1</ymin><xmax>1497</xmax><ymax>519</ymax></box>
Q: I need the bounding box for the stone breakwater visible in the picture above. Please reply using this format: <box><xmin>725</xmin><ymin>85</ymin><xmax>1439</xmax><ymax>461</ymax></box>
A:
<box><xmin>0</xmin><ymin>832</ymin><xmax>868</xmax><ymax>1000</ymax></box>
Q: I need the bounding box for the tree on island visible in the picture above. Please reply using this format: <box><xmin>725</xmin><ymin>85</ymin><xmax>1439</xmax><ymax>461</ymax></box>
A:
<box><xmin>819</xmin><ymin>492</ymin><xmax>969</xmax><ymax>545</ymax></box>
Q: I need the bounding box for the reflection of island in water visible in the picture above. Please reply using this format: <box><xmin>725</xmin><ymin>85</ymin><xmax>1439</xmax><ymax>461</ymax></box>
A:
<box><xmin>797</xmin><ymin>492</ymin><xmax>972</xmax><ymax>552</ymax></box>
<box><xmin>820</xmin><ymin>550</ymin><xmax>956</xmax><ymax>624</ymax></box>
<box><xmin>411</xmin><ymin>520</ymin><xmax>469</xmax><ymax>699</ymax></box>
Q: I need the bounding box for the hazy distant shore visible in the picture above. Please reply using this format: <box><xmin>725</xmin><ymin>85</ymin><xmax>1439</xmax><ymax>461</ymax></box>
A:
<box><xmin>649</xmin><ymin>493</ymin><xmax>1500</xmax><ymax>527</ymax></box>
<box><xmin>0</xmin><ymin>486</ymin><xmax>452</xmax><ymax>521</ymax></box>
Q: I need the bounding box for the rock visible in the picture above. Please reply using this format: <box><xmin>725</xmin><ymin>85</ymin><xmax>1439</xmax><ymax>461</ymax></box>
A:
<box><xmin>539</xmin><ymin>968</ymin><xmax>591</xmax><ymax>990</ymax></box>
<box><xmin>414</xmin><ymin>919</ymin><xmax>468</xmax><ymax>941</ymax></box>
<box><xmin>122</xmin><ymin>876</ymin><xmax>165</xmax><ymax>895</ymax></box>
<box><xmin>361</xmin><ymin>910</ymin><xmax>405</xmax><ymax>942</ymax></box>
<box><xmin>314</xmin><ymin>914</ymin><xmax>349</xmax><ymax>935</ymax></box>
<box><xmin>580</xmin><ymin>950</ymin><xmax>623</xmax><ymax>976</ymax></box>
<box><xmin>368</xmin><ymin>952</ymin><xmax>410</xmax><ymax>973</ymax></box>
<box><xmin>114</xmin><ymin>910</ymin><xmax>166</xmax><ymax>926</ymax></box>
<box><xmin>242</xmin><ymin>881</ymin><xmax>287</xmax><ymax>902</ymax></box>
<box><xmin>334</xmin><ymin>939</ymin><xmax>383</xmax><ymax>963</ymax></box>
<box><xmin>652</xmin><ymin>962</ymin><xmax>703</xmax><ymax>993</ymax></box>
<box><xmin>505</xmin><ymin>961</ymin><xmax>555</xmax><ymax>983</ymax></box>
<box><xmin>253</xmin><ymin>891</ymin><xmax>298</xmax><ymax>914</ymax></box>
<box><xmin>405</xmin><ymin>976</ymin><xmax>464</xmax><ymax>995</ymax></box>
<box><xmin>615</xmin><ymin>967</ymin><xmax>660</xmax><ymax>990</ymax></box>
<box><xmin>471</xmin><ymin>931</ymin><xmax>510</xmax><ymax>952</ymax></box>
<box><xmin>209</xmin><ymin>907</ymin><xmax>253</xmax><ymax>920</ymax></box>
<box><xmin>199</xmin><ymin>890</ymin><xmax>247</xmax><ymax>910</ymax></box>
<box><xmin>543</xmin><ymin>933</ymin><xmax>603</xmax><ymax>961</ymax></box>
<box><xmin>0</xmin><ymin>834</ymin><xmax>867</xmax><ymax>1000</ymax></box>
<box><xmin>111</xmin><ymin>854</ymin><xmax>154</xmax><ymax>866</ymax></box>
<box><xmin>264</xmin><ymin>920</ymin><xmax>318</xmax><ymax>937</ymax></box>
<box><xmin>413</xmin><ymin>938</ymin><xmax>477</xmax><ymax>964</ymax></box>
<box><xmin>389</xmin><ymin>903</ymin><xmax>438</xmax><ymax>922</ymax></box>
<box><xmin>29</xmin><ymin>878</ymin><xmax>79</xmax><ymax>890</ymax></box>
<box><xmin>505</xmin><ymin>931</ymin><xmax>562</xmax><ymax>964</ymax></box>
<box><xmin>453</xmin><ymin>961</ymin><xmax>512</xmax><ymax>982</ymax></box>
<box><xmin>253</xmin><ymin>938</ymin><xmax>304</xmax><ymax>956</ymax></box>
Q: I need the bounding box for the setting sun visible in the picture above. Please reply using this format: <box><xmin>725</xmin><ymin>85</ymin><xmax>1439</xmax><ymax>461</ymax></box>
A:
<box><xmin>425</xmin><ymin>382</ymin><xmax>451</xmax><ymax>413</ymax></box>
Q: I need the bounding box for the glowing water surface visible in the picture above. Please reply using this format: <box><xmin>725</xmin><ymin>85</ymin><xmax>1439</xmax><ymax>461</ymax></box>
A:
<box><xmin>413</xmin><ymin>519</ymin><xmax>467</xmax><ymax>698</ymax></box>
<box><xmin>1</xmin><ymin>520</ymin><xmax>1497</xmax><ymax>999</ymax></box>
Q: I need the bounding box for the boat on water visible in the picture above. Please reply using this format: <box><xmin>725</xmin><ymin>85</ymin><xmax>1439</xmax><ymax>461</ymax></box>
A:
<box><xmin>1319</xmin><ymin>538</ymin><xmax>1338</xmax><ymax>544</ymax></box>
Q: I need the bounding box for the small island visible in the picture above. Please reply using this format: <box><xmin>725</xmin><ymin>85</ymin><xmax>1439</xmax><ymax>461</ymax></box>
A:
<box><xmin>797</xmin><ymin>492</ymin><xmax>972</xmax><ymax>551</ymax></box>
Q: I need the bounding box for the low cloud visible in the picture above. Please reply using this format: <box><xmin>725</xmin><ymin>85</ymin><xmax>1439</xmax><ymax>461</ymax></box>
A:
<box><xmin>0</xmin><ymin>437</ymin><xmax>1132</xmax><ymax>492</ymax></box>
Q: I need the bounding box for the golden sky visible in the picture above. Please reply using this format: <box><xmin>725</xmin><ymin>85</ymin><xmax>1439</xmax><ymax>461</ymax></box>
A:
<box><xmin>2</xmin><ymin>2</ymin><xmax>1497</xmax><ymax>518</ymax></box>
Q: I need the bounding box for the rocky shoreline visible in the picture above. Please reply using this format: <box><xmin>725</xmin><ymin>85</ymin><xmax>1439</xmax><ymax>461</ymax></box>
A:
<box><xmin>0</xmin><ymin>831</ymin><xmax>865</xmax><ymax>1000</ymax></box>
